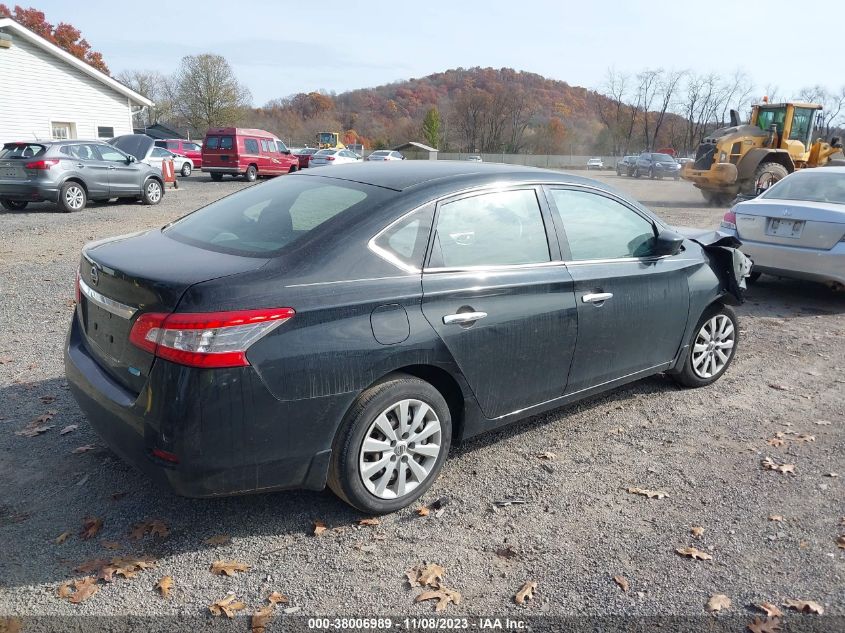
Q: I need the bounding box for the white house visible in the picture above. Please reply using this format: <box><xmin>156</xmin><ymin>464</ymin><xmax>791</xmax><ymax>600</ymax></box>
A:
<box><xmin>0</xmin><ymin>18</ymin><xmax>152</xmax><ymax>144</ymax></box>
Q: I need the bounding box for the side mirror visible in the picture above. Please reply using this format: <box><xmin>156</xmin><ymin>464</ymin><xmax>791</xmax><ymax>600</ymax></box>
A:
<box><xmin>831</xmin><ymin>136</ymin><xmax>842</xmax><ymax>149</ymax></box>
<box><xmin>126</xmin><ymin>155</ymin><xmax>135</xmax><ymax>164</ymax></box>
<box><xmin>652</xmin><ymin>228</ymin><xmax>684</xmax><ymax>256</ymax></box>
<box><xmin>283</xmin><ymin>150</ymin><xmax>291</xmax><ymax>155</ymax></box>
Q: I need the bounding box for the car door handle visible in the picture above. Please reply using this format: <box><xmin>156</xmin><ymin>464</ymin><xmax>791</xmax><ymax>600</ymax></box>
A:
<box><xmin>76</xmin><ymin>163</ymin><xmax>85</xmax><ymax>168</ymax></box>
<box><xmin>108</xmin><ymin>165</ymin><xmax>116</xmax><ymax>170</ymax></box>
<box><xmin>443</xmin><ymin>311</ymin><xmax>487</xmax><ymax>325</ymax></box>
<box><xmin>582</xmin><ymin>292</ymin><xmax>613</xmax><ymax>304</ymax></box>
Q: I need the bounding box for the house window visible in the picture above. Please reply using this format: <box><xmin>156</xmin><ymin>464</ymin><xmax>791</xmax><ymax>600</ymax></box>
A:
<box><xmin>51</xmin><ymin>122</ymin><xmax>75</xmax><ymax>140</ymax></box>
<box><xmin>97</xmin><ymin>126</ymin><xmax>115</xmax><ymax>139</ymax></box>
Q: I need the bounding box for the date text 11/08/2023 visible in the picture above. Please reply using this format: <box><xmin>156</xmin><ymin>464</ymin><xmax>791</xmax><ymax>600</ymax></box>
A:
<box><xmin>306</xmin><ymin>618</ymin><xmax>527</xmax><ymax>630</ymax></box>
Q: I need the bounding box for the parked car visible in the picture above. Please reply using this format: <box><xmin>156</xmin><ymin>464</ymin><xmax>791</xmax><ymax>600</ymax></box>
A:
<box><xmin>65</xmin><ymin>162</ymin><xmax>746</xmax><ymax>513</ymax></box>
<box><xmin>634</xmin><ymin>153</ymin><xmax>681</xmax><ymax>179</ymax></box>
<box><xmin>293</xmin><ymin>147</ymin><xmax>319</xmax><ymax>168</ymax></box>
<box><xmin>154</xmin><ymin>139</ymin><xmax>203</xmax><ymax>168</ymax></box>
<box><xmin>366</xmin><ymin>150</ymin><xmax>405</xmax><ymax>162</ymax></box>
<box><xmin>616</xmin><ymin>155</ymin><xmax>638</xmax><ymax>177</ymax></box>
<box><xmin>466</xmin><ymin>155</ymin><xmax>483</xmax><ymax>162</ymax></box>
<box><xmin>676</xmin><ymin>157</ymin><xmax>694</xmax><ymax>166</ymax></box>
<box><xmin>586</xmin><ymin>157</ymin><xmax>604</xmax><ymax>170</ymax></box>
<box><xmin>201</xmin><ymin>128</ymin><xmax>299</xmax><ymax>182</ymax></box>
<box><xmin>720</xmin><ymin>167</ymin><xmax>845</xmax><ymax>287</ymax></box>
<box><xmin>309</xmin><ymin>148</ymin><xmax>361</xmax><ymax>167</ymax></box>
<box><xmin>147</xmin><ymin>146</ymin><xmax>194</xmax><ymax>177</ymax></box>
<box><xmin>0</xmin><ymin>140</ymin><xmax>163</xmax><ymax>212</ymax></box>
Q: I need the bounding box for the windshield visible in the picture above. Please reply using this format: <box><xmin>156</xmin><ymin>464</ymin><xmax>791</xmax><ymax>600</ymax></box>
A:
<box><xmin>318</xmin><ymin>133</ymin><xmax>336</xmax><ymax>144</ymax></box>
<box><xmin>0</xmin><ymin>143</ymin><xmax>46</xmax><ymax>159</ymax></box>
<box><xmin>761</xmin><ymin>171</ymin><xmax>845</xmax><ymax>205</ymax></box>
<box><xmin>652</xmin><ymin>154</ymin><xmax>675</xmax><ymax>162</ymax></box>
<box><xmin>372</xmin><ymin>151</ymin><xmax>390</xmax><ymax>156</ymax></box>
<box><xmin>165</xmin><ymin>176</ymin><xmax>392</xmax><ymax>257</ymax></box>
<box><xmin>756</xmin><ymin>107</ymin><xmax>787</xmax><ymax>133</ymax></box>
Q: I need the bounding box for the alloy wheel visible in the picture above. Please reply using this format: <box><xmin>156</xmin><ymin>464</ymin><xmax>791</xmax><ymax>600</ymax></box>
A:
<box><xmin>65</xmin><ymin>186</ymin><xmax>84</xmax><ymax>210</ymax></box>
<box><xmin>147</xmin><ymin>182</ymin><xmax>162</xmax><ymax>203</ymax></box>
<box><xmin>358</xmin><ymin>398</ymin><xmax>442</xmax><ymax>500</ymax></box>
<box><xmin>691</xmin><ymin>314</ymin><xmax>735</xmax><ymax>379</ymax></box>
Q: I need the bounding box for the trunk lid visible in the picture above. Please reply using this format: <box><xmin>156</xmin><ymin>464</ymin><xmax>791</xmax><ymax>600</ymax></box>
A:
<box><xmin>734</xmin><ymin>200</ymin><xmax>845</xmax><ymax>250</ymax></box>
<box><xmin>78</xmin><ymin>229</ymin><xmax>270</xmax><ymax>393</ymax></box>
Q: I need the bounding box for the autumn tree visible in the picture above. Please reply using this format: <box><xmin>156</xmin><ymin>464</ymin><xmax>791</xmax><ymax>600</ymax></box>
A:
<box><xmin>0</xmin><ymin>4</ymin><xmax>109</xmax><ymax>73</ymax></box>
<box><xmin>172</xmin><ymin>54</ymin><xmax>252</xmax><ymax>132</ymax></box>
<box><xmin>422</xmin><ymin>107</ymin><xmax>441</xmax><ymax>148</ymax></box>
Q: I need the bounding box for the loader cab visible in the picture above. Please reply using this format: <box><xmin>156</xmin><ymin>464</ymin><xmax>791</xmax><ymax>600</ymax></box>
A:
<box><xmin>752</xmin><ymin>103</ymin><xmax>819</xmax><ymax>156</ymax></box>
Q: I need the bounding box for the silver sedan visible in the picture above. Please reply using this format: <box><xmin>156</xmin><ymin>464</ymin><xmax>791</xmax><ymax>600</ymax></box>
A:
<box><xmin>720</xmin><ymin>167</ymin><xmax>845</xmax><ymax>288</ymax></box>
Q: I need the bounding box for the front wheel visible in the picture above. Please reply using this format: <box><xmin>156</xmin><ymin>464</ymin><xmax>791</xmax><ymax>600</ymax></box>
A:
<box><xmin>245</xmin><ymin>165</ymin><xmax>257</xmax><ymax>182</ymax></box>
<box><xmin>141</xmin><ymin>179</ymin><xmax>162</xmax><ymax>205</ymax></box>
<box><xmin>634</xmin><ymin>169</ymin><xmax>641</xmax><ymax>178</ymax></box>
<box><xmin>1</xmin><ymin>200</ymin><xmax>28</xmax><ymax>211</ymax></box>
<box><xmin>671</xmin><ymin>304</ymin><xmax>738</xmax><ymax>388</ymax></box>
<box><xmin>328</xmin><ymin>375</ymin><xmax>452</xmax><ymax>514</ymax></box>
<box><xmin>649</xmin><ymin>168</ymin><xmax>655</xmax><ymax>179</ymax></box>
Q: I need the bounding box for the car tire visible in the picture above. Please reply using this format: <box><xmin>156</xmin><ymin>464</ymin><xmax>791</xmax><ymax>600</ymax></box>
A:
<box><xmin>747</xmin><ymin>271</ymin><xmax>762</xmax><ymax>283</ymax></box>
<box><xmin>328</xmin><ymin>375</ymin><xmax>452</xmax><ymax>514</ymax></box>
<box><xmin>210</xmin><ymin>173</ymin><xmax>223</xmax><ymax>182</ymax></box>
<box><xmin>59</xmin><ymin>182</ymin><xmax>86</xmax><ymax>213</ymax></box>
<box><xmin>634</xmin><ymin>169</ymin><xmax>641</xmax><ymax>178</ymax></box>
<box><xmin>746</xmin><ymin>161</ymin><xmax>789</xmax><ymax>195</ymax></box>
<box><xmin>141</xmin><ymin>179</ymin><xmax>163</xmax><ymax>205</ymax></box>
<box><xmin>649</xmin><ymin>168</ymin><xmax>655</xmax><ymax>179</ymax></box>
<box><xmin>1</xmin><ymin>200</ymin><xmax>28</xmax><ymax>211</ymax></box>
<box><xmin>671</xmin><ymin>303</ymin><xmax>739</xmax><ymax>388</ymax></box>
<box><xmin>616</xmin><ymin>168</ymin><xmax>622</xmax><ymax>176</ymax></box>
<box><xmin>245</xmin><ymin>165</ymin><xmax>258</xmax><ymax>182</ymax></box>
<box><xmin>289</xmin><ymin>165</ymin><xmax>298</xmax><ymax>173</ymax></box>
<box><xmin>180</xmin><ymin>163</ymin><xmax>192</xmax><ymax>177</ymax></box>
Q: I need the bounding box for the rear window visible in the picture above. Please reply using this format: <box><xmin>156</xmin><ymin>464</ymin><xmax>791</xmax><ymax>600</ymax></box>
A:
<box><xmin>164</xmin><ymin>176</ymin><xmax>392</xmax><ymax>257</ymax></box>
<box><xmin>1</xmin><ymin>143</ymin><xmax>47</xmax><ymax>159</ymax></box>
<box><xmin>220</xmin><ymin>136</ymin><xmax>234</xmax><ymax>150</ymax></box>
<box><xmin>205</xmin><ymin>137</ymin><xmax>219</xmax><ymax>150</ymax></box>
<box><xmin>761</xmin><ymin>171</ymin><xmax>845</xmax><ymax>205</ymax></box>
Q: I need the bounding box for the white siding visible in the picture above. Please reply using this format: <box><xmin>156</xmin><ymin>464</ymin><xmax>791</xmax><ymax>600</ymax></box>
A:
<box><xmin>0</xmin><ymin>31</ymin><xmax>134</xmax><ymax>143</ymax></box>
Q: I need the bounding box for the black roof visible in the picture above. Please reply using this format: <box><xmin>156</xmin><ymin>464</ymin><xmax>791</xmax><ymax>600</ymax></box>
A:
<box><xmin>297</xmin><ymin>160</ymin><xmax>600</xmax><ymax>192</ymax></box>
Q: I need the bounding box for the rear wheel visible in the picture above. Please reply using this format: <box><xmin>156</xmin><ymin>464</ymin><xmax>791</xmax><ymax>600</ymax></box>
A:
<box><xmin>634</xmin><ymin>168</ymin><xmax>641</xmax><ymax>178</ymax></box>
<box><xmin>671</xmin><ymin>304</ymin><xmax>738</xmax><ymax>388</ymax></box>
<box><xmin>648</xmin><ymin>167</ymin><xmax>655</xmax><ymax>179</ymax></box>
<box><xmin>59</xmin><ymin>182</ymin><xmax>86</xmax><ymax>213</ymax></box>
<box><xmin>328</xmin><ymin>375</ymin><xmax>452</xmax><ymax>514</ymax></box>
<box><xmin>141</xmin><ymin>179</ymin><xmax>162</xmax><ymax>205</ymax></box>
<box><xmin>180</xmin><ymin>163</ymin><xmax>192</xmax><ymax>177</ymax></box>
<box><xmin>289</xmin><ymin>165</ymin><xmax>298</xmax><ymax>173</ymax></box>
<box><xmin>1</xmin><ymin>200</ymin><xmax>28</xmax><ymax>211</ymax></box>
<box><xmin>210</xmin><ymin>173</ymin><xmax>223</xmax><ymax>182</ymax></box>
<box><xmin>245</xmin><ymin>165</ymin><xmax>258</xmax><ymax>182</ymax></box>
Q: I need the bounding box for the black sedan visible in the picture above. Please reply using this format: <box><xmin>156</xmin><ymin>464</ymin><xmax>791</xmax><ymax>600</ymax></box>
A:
<box><xmin>65</xmin><ymin>162</ymin><xmax>745</xmax><ymax>513</ymax></box>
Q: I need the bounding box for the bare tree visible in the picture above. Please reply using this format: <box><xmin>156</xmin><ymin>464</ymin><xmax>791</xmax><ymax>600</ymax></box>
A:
<box><xmin>172</xmin><ymin>54</ymin><xmax>252</xmax><ymax>133</ymax></box>
<box><xmin>651</xmin><ymin>69</ymin><xmax>686</xmax><ymax>149</ymax></box>
<box><xmin>117</xmin><ymin>69</ymin><xmax>174</xmax><ymax>128</ymax></box>
<box><xmin>636</xmin><ymin>68</ymin><xmax>662</xmax><ymax>149</ymax></box>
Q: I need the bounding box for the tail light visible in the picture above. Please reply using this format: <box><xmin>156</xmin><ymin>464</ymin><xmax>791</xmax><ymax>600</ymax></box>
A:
<box><xmin>129</xmin><ymin>308</ymin><xmax>295</xmax><ymax>368</ymax></box>
<box><xmin>25</xmin><ymin>159</ymin><xmax>59</xmax><ymax>170</ymax></box>
<box><xmin>720</xmin><ymin>210</ymin><xmax>737</xmax><ymax>230</ymax></box>
<box><xmin>325</xmin><ymin>156</ymin><xmax>335</xmax><ymax>161</ymax></box>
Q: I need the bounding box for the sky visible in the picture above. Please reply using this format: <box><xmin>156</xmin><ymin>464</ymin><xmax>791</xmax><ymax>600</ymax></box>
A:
<box><xmin>26</xmin><ymin>0</ymin><xmax>845</xmax><ymax>105</ymax></box>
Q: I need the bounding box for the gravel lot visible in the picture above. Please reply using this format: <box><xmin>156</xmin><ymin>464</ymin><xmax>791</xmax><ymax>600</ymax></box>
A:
<box><xmin>0</xmin><ymin>170</ymin><xmax>843</xmax><ymax>631</ymax></box>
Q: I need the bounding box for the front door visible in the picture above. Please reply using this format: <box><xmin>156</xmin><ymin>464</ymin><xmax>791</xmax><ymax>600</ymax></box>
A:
<box><xmin>545</xmin><ymin>187</ymin><xmax>694</xmax><ymax>394</ymax></box>
<box><xmin>96</xmin><ymin>144</ymin><xmax>142</xmax><ymax>196</ymax></box>
<box><xmin>421</xmin><ymin>187</ymin><xmax>578</xmax><ymax>419</ymax></box>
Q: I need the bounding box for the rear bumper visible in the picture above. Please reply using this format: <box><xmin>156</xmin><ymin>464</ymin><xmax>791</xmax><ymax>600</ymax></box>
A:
<box><xmin>202</xmin><ymin>166</ymin><xmax>242</xmax><ymax>175</ymax></box>
<box><xmin>739</xmin><ymin>237</ymin><xmax>845</xmax><ymax>285</ymax></box>
<box><xmin>0</xmin><ymin>180</ymin><xmax>59</xmax><ymax>202</ymax></box>
<box><xmin>64</xmin><ymin>314</ymin><xmax>353</xmax><ymax>497</ymax></box>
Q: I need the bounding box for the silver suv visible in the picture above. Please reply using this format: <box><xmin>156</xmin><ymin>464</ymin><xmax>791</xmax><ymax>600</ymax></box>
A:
<box><xmin>0</xmin><ymin>140</ymin><xmax>164</xmax><ymax>212</ymax></box>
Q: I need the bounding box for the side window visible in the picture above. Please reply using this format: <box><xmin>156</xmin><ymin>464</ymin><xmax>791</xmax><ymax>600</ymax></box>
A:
<box><xmin>372</xmin><ymin>204</ymin><xmax>435</xmax><ymax>270</ymax></box>
<box><xmin>219</xmin><ymin>136</ymin><xmax>234</xmax><ymax>150</ymax></box>
<box><xmin>276</xmin><ymin>141</ymin><xmax>288</xmax><ymax>153</ymax></box>
<box><xmin>260</xmin><ymin>139</ymin><xmax>270</xmax><ymax>152</ymax></box>
<box><xmin>184</xmin><ymin>143</ymin><xmax>200</xmax><ymax>152</ymax></box>
<box><xmin>166</xmin><ymin>142</ymin><xmax>179</xmax><ymax>150</ymax></box>
<box><xmin>97</xmin><ymin>145</ymin><xmax>129</xmax><ymax>162</ymax></box>
<box><xmin>205</xmin><ymin>137</ymin><xmax>220</xmax><ymax>150</ymax></box>
<box><xmin>429</xmin><ymin>189</ymin><xmax>549</xmax><ymax>268</ymax></box>
<box><xmin>244</xmin><ymin>138</ymin><xmax>259</xmax><ymax>154</ymax></box>
<box><xmin>549</xmin><ymin>189</ymin><xmax>657</xmax><ymax>261</ymax></box>
<box><xmin>151</xmin><ymin>147</ymin><xmax>167</xmax><ymax>158</ymax></box>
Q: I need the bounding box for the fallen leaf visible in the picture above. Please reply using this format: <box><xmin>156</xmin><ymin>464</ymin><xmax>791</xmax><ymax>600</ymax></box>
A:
<box><xmin>747</xmin><ymin>616</ymin><xmax>782</xmax><ymax>633</ymax></box>
<box><xmin>15</xmin><ymin>423</ymin><xmax>54</xmax><ymax>437</ymax></box>
<box><xmin>766</xmin><ymin>437</ymin><xmax>786</xmax><ymax>447</ymax></box>
<box><xmin>768</xmin><ymin>515</ymin><xmax>784</xmax><ymax>522</ymax></box>
<box><xmin>111</xmin><ymin>491</ymin><xmax>128</xmax><ymax>501</ymax></box>
<box><xmin>0</xmin><ymin>617</ymin><xmax>23</xmax><ymax>633</ymax></box>
<box><xmin>40</xmin><ymin>394</ymin><xmax>57</xmax><ymax>404</ymax></box>
<box><xmin>204</xmin><ymin>534</ymin><xmax>231</xmax><ymax>546</ymax></box>
<box><xmin>536</xmin><ymin>452</ymin><xmax>556</xmax><ymax>460</ymax></box>
<box><xmin>267</xmin><ymin>591</ymin><xmax>288</xmax><ymax>605</ymax></box>
<box><xmin>690</xmin><ymin>526</ymin><xmax>704</xmax><ymax>538</ymax></box>
<box><xmin>58</xmin><ymin>576</ymin><xmax>100</xmax><ymax>604</ymax></box>
<box><xmin>155</xmin><ymin>576</ymin><xmax>173</xmax><ymax>598</ymax></box>
<box><xmin>416</xmin><ymin>506</ymin><xmax>430</xmax><ymax>517</ymax></box>
<box><xmin>313</xmin><ymin>520</ymin><xmax>327</xmax><ymax>536</ymax></box>
<box><xmin>612</xmin><ymin>575</ymin><xmax>629</xmax><ymax>592</ymax></box>
<box><xmin>99</xmin><ymin>556</ymin><xmax>156</xmax><ymax>582</ymax></box>
<box><xmin>209</xmin><ymin>595</ymin><xmax>246</xmax><ymax>618</ymax></box>
<box><xmin>80</xmin><ymin>517</ymin><xmax>102</xmax><ymax>540</ymax></box>
<box><xmin>101</xmin><ymin>541</ymin><xmax>121</xmax><ymax>550</ymax></box>
<box><xmin>761</xmin><ymin>457</ymin><xmax>796</xmax><ymax>474</ymax></box>
<box><xmin>74</xmin><ymin>558</ymin><xmax>109</xmax><ymax>574</ymax></box>
<box><xmin>251</xmin><ymin>605</ymin><xmax>274</xmax><ymax>633</ymax></box>
<box><xmin>795</xmin><ymin>434</ymin><xmax>815</xmax><ymax>442</ymax></box>
<box><xmin>675</xmin><ymin>546</ymin><xmax>713</xmax><ymax>561</ymax></box>
<box><xmin>210</xmin><ymin>560</ymin><xmax>250</xmax><ymax>576</ymax></box>
<box><xmin>837</xmin><ymin>536</ymin><xmax>845</xmax><ymax>549</ymax></box>
<box><xmin>515</xmin><ymin>580</ymin><xmax>537</xmax><ymax>605</ymax></box>
<box><xmin>783</xmin><ymin>599</ymin><xmax>823</xmax><ymax>615</ymax></box>
<box><xmin>706</xmin><ymin>593</ymin><xmax>731</xmax><ymax>612</ymax></box>
<box><xmin>59</xmin><ymin>425</ymin><xmax>78</xmax><ymax>435</ymax></box>
<box><xmin>495</xmin><ymin>545</ymin><xmax>518</xmax><ymax>560</ymax></box>
<box><xmin>415</xmin><ymin>587</ymin><xmax>461</xmax><ymax>612</ymax></box>
<box><xmin>756</xmin><ymin>603</ymin><xmax>783</xmax><ymax>617</ymax></box>
<box><xmin>768</xmin><ymin>383</ymin><xmax>791</xmax><ymax>391</ymax></box>
<box><xmin>72</xmin><ymin>444</ymin><xmax>95</xmax><ymax>454</ymax></box>
<box><xmin>55</xmin><ymin>531</ymin><xmax>71</xmax><ymax>545</ymax></box>
<box><xmin>799</xmin><ymin>539</ymin><xmax>809</xmax><ymax>550</ymax></box>
<box><xmin>626</xmin><ymin>486</ymin><xmax>668</xmax><ymax>499</ymax></box>
<box><xmin>815</xmin><ymin>420</ymin><xmax>832</xmax><ymax>426</ymax></box>
<box><xmin>129</xmin><ymin>519</ymin><xmax>169</xmax><ymax>540</ymax></box>
<box><xmin>358</xmin><ymin>518</ymin><xmax>381</xmax><ymax>527</ymax></box>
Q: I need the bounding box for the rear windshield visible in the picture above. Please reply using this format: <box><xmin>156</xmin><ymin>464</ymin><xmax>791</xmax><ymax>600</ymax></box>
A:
<box><xmin>205</xmin><ymin>136</ymin><xmax>233</xmax><ymax>150</ymax></box>
<box><xmin>761</xmin><ymin>171</ymin><xmax>845</xmax><ymax>205</ymax></box>
<box><xmin>1</xmin><ymin>143</ymin><xmax>47</xmax><ymax>159</ymax></box>
<box><xmin>164</xmin><ymin>176</ymin><xmax>393</xmax><ymax>257</ymax></box>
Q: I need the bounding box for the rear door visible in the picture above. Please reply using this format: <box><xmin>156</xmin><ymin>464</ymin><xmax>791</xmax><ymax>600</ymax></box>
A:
<box><xmin>545</xmin><ymin>187</ymin><xmax>693</xmax><ymax>394</ymax></box>
<box><xmin>64</xmin><ymin>143</ymin><xmax>110</xmax><ymax>198</ymax></box>
<box><xmin>421</xmin><ymin>187</ymin><xmax>578</xmax><ymax>419</ymax></box>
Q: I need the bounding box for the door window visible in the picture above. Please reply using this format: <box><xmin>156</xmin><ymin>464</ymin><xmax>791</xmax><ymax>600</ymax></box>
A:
<box><xmin>549</xmin><ymin>189</ymin><xmax>657</xmax><ymax>261</ymax></box>
<box><xmin>97</xmin><ymin>145</ymin><xmax>129</xmax><ymax>162</ymax></box>
<box><xmin>183</xmin><ymin>143</ymin><xmax>201</xmax><ymax>152</ymax></box>
<box><xmin>372</xmin><ymin>204</ymin><xmax>435</xmax><ymax>270</ymax></box>
<box><xmin>151</xmin><ymin>147</ymin><xmax>168</xmax><ymax>158</ymax></box>
<box><xmin>219</xmin><ymin>136</ymin><xmax>234</xmax><ymax>150</ymax></box>
<box><xmin>244</xmin><ymin>138</ymin><xmax>259</xmax><ymax>153</ymax></box>
<box><xmin>429</xmin><ymin>189</ymin><xmax>549</xmax><ymax>268</ymax></box>
<box><xmin>260</xmin><ymin>139</ymin><xmax>270</xmax><ymax>152</ymax></box>
<box><xmin>276</xmin><ymin>141</ymin><xmax>288</xmax><ymax>153</ymax></box>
